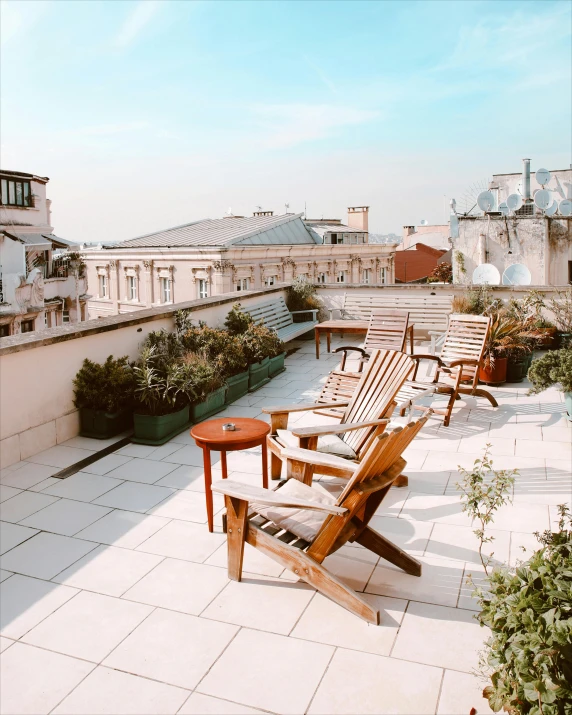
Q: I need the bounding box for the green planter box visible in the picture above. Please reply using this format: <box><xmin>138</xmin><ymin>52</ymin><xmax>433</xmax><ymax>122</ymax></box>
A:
<box><xmin>248</xmin><ymin>357</ymin><xmax>270</xmax><ymax>392</ymax></box>
<box><xmin>132</xmin><ymin>405</ymin><xmax>190</xmax><ymax>445</ymax></box>
<box><xmin>80</xmin><ymin>408</ymin><xmax>132</xmax><ymax>440</ymax></box>
<box><xmin>225</xmin><ymin>371</ymin><xmax>249</xmax><ymax>403</ymax></box>
<box><xmin>191</xmin><ymin>387</ymin><xmax>226</xmax><ymax>422</ymax></box>
<box><xmin>269</xmin><ymin>352</ymin><xmax>286</xmax><ymax>377</ymax></box>
<box><xmin>506</xmin><ymin>358</ymin><xmax>527</xmax><ymax>383</ymax></box>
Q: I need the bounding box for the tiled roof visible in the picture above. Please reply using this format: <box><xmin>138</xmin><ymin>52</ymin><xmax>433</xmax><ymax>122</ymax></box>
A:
<box><xmin>110</xmin><ymin>213</ymin><xmax>317</xmax><ymax>249</ymax></box>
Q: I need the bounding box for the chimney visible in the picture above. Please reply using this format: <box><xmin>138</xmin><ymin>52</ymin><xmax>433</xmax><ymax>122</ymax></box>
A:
<box><xmin>522</xmin><ymin>158</ymin><xmax>531</xmax><ymax>201</ymax></box>
<box><xmin>347</xmin><ymin>206</ymin><xmax>369</xmax><ymax>232</ymax></box>
<box><xmin>403</xmin><ymin>226</ymin><xmax>416</xmax><ymax>237</ymax></box>
<box><xmin>253</xmin><ymin>210</ymin><xmax>274</xmax><ymax>217</ymax></box>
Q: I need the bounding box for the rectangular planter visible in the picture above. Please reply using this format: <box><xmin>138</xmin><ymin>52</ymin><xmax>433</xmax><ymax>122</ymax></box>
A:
<box><xmin>191</xmin><ymin>387</ymin><xmax>226</xmax><ymax>422</ymax></box>
<box><xmin>80</xmin><ymin>408</ymin><xmax>132</xmax><ymax>440</ymax></box>
<box><xmin>506</xmin><ymin>359</ymin><xmax>527</xmax><ymax>383</ymax></box>
<box><xmin>248</xmin><ymin>357</ymin><xmax>270</xmax><ymax>392</ymax></box>
<box><xmin>132</xmin><ymin>405</ymin><xmax>190</xmax><ymax>445</ymax></box>
<box><xmin>225</xmin><ymin>371</ymin><xmax>249</xmax><ymax>404</ymax></box>
<box><xmin>269</xmin><ymin>352</ymin><xmax>286</xmax><ymax>377</ymax></box>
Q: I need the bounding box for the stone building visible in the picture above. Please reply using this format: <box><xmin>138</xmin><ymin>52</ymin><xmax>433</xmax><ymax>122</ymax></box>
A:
<box><xmin>84</xmin><ymin>207</ymin><xmax>396</xmax><ymax>318</ymax></box>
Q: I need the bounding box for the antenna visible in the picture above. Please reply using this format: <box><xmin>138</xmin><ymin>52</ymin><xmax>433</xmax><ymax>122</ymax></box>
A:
<box><xmin>502</xmin><ymin>264</ymin><xmax>532</xmax><ymax>286</ymax></box>
<box><xmin>458</xmin><ymin>179</ymin><xmax>489</xmax><ymax>215</ymax></box>
<box><xmin>284</xmin><ymin>203</ymin><xmax>290</xmax><ymax>214</ymax></box>
<box><xmin>472</xmin><ymin>263</ymin><xmax>501</xmax><ymax>285</ymax></box>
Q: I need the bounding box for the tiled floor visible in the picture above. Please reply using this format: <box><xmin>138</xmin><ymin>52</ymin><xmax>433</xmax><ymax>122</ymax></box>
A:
<box><xmin>1</xmin><ymin>337</ymin><xmax>570</xmax><ymax>714</ymax></box>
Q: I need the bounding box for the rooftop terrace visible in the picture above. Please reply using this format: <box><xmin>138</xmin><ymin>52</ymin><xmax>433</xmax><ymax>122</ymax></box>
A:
<box><xmin>1</xmin><ymin>329</ymin><xmax>570</xmax><ymax>714</ymax></box>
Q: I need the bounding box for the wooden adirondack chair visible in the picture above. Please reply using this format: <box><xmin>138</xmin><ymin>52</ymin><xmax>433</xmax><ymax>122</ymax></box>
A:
<box><xmin>333</xmin><ymin>309</ymin><xmax>411</xmax><ymax>370</ymax></box>
<box><xmin>263</xmin><ymin>349</ymin><xmax>415</xmax><ymax>484</ymax></box>
<box><xmin>212</xmin><ymin>413</ymin><xmax>430</xmax><ymax>624</ymax></box>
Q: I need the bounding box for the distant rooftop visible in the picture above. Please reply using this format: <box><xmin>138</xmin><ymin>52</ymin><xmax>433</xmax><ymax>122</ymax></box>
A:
<box><xmin>0</xmin><ymin>170</ymin><xmax>50</xmax><ymax>184</ymax></box>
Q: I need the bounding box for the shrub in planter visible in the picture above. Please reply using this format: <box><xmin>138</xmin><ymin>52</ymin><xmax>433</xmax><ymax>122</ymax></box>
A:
<box><xmin>479</xmin><ymin>316</ymin><xmax>530</xmax><ymax>386</ymax></box>
<box><xmin>267</xmin><ymin>331</ymin><xmax>286</xmax><ymax>377</ymax></box>
<box><xmin>528</xmin><ymin>348</ymin><xmax>572</xmax><ymax>420</ymax></box>
<box><xmin>241</xmin><ymin>324</ymin><xmax>278</xmax><ymax>390</ymax></box>
<box><xmin>224</xmin><ymin>303</ymin><xmax>253</xmax><ymax>336</ymax></box>
<box><xmin>73</xmin><ymin>356</ymin><xmax>135</xmax><ymax>438</ymax></box>
<box><xmin>476</xmin><ymin>504</ymin><xmax>572</xmax><ymax>714</ymax></box>
<box><xmin>181</xmin><ymin>352</ymin><xmax>226</xmax><ymax>421</ymax></box>
<box><xmin>182</xmin><ymin>325</ymin><xmax>248</xmax><ymax>380</ymax></box>
<box><xmin>286</xmin><ymin>277</ymin><xmax>327</xmax><ymax>323</ymax></box>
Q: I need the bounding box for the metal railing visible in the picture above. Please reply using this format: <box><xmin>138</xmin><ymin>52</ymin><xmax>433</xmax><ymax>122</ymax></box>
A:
<box><xmin>46</xmin><ymin>257</ymin><xmax>71</xmax><ymax>279</ymax></box>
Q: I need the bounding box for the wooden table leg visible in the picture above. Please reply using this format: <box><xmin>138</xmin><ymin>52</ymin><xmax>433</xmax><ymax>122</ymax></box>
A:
<box><xmin>315</xmin><ymin>327</ymin><xmax>320</xmax><ymax>359</ymax></box>
<box><xmin>261</xmin><ymin>439</ymin><xmax>268</xmax><ymax>489</ymax></box>
<box><xmin>326</xmin><ymin>330</ymin><xmax>331</xmax><ymax>353</ymax></box>
<box><xmin>202</xmin><ymin>445</ymin><xmax>214</xmax><ymax>533</ymax></box>
<box><xmin>221</xmin><ymin>450</ymin><xmax>228</xmax><ymax>479</ymax></box>
<box><xmin>409</xmin><ymin>326</ymin><xmax>414</xmax><ymax>354</ymax></box>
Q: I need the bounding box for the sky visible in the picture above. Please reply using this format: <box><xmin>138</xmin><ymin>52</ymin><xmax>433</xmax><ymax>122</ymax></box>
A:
<box><xmin>1</xmin><ymin>0</ymin><xmax>571</xmax><ymax>242</ymax></box>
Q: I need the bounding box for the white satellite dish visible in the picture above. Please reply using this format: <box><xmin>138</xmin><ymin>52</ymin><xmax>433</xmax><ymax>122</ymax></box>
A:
<box><xmin>477</xmin><ymin>191</ymin><xmax>495</xmax><ymax>212</ymax></box>
<box><xmin>498</xmin><ymin>202</ymin><xmax>509</xmax><ymax>216</ymax></box>
<box><xmin>506</xmin><ymin>193</ymin><xmax>523</xmax><ymax>211</ymax></box>
<box><xmin>420</xmin><ymin>219</ymin><xmax>428</xmax><ymax>226</ymax></box>
<box><xmin>502</xmin><ymin>264</ymin><xmax>532</xmax><ymax>286</ymax></box>
<box><xmin>559</xmin><ymin>199</ymin><xmax>572</xmax><ymax>216</ymax></box>
<box><xmin>535</xmin><ymin>168</ymin><xmax>551</xmax><ymax>186</ymax></box>
<box><xmin>534</xmin><ymin>190</ymin><xmax>552</xmax><ymax>210</ymax></box>
<box><xmin>545</xmin><ymin>200</ymin><xmax>558</xmax><ymax>216</ymax></box>
<box><xmin>472</xmin><ymin>263</ymin><xmax>501</xmax><ymax>285</ymax></box>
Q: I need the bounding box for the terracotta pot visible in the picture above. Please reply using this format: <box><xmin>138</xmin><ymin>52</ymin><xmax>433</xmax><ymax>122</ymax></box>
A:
<box><xmin>479</xmin><ymin>357</ymin><xmax>507</xmax><ymax>386</ymax></box>
<box><xmin>537</xmin><ymin>327</ymin><xmax>558</xmax><ymax>350</ymax></box>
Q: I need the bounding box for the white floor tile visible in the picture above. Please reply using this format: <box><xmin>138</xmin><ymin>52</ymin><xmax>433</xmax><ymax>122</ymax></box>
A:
<box><xmin>516</xmin><ymin>438</ymin><xmax>571</xmax><ymax>460</ymax></box>
<box><xmin>92</xmin><ymin>482</ymin><xmax>175</xmax><ymax>512</ymax></box>
<box><xmin>0</xmin><ymin>635</ymin><xmax>13</xmax><ymax>652</ymax></box>
<box><xmin>0</xmin><ymin>532</ymin><xmax>97</xmax><ymax>579</ymax></box>
<box><xmin>179</xmin><ymin>693</ymin><xmax>264</xmax><ymax>714</ymax></box>
<box><xmin>198</xmin><ymin>628</ymin><xmax>333</xmax><ymax>715</ymax></box>
<box><xmin>161</xmin><ymin>445</ymin><xmax>205</xmax><ymax>466</ymax></box>
<box><xmin>205</xmin><ymin>542</ymin><xmax>284</xmax><ymax>577</ymax></box>
<box><xmin>62</xmin><ymin>435</ymin><xmax>128</xmax><ymax>451</ymax></box>
<box><xmin>1</xmin><ymin>574</ymin><xmax>78</xmax><ymax>639</ymax></box>
<box><xmin>322</xmin><ymin>548</ymin><xmax>379</xmax><ymax>592</ymax></box>
<box><xmin>28</xmin><ymin>477</ymin><xmax>61</xmax><ymax>492</ymax></box>
<box><xmin>0</xmin><ymin>522</ymin><xmax>39</xmax><ymax>555</ymax></box>
<box><xmin>103</xmin><ymin>608</ymin><xmax>238</xmax><ymax>689</ymax></box>
<box><xmin>105</xmin><ymin>457</ymin><xmax>178</xmax><ymax>484</ymax></box>
<box><xmin>22</xmin><ymin>590</ymin><xmax>152</xmax><ymax>662</ymax></box>
<box><xmin>425</xmin><ymin>522</ymin><xmax>511</xmax><ymax>566</ymax></box>
<box><xmin>0</xmin><ymin>491</ymin><xmax>59</xmax><ymax>523</ymax></box>
<box><xmin>367</xmin><ymin>515</ymin><xmax>433</xmax><ymax>556</ymax></box>
<box><xmin>115</xmin><ymin>443</ymin><xmax>159</xmax><ymax>458</ymax></box>
<box><xmin>78</xmin><ymin>453</ymin><xmax>133</xmax><ymax>475</ymax></box>
<box><xmin>52</xmin><ymin>665</ymin><xmax>188</xmax><ymax>714</ymax></box>
<box><xmin>0</xmin><ymin>570</ymin><xmax>12</xmax><ymax>582</ymax></box>
<box><xmin>437</xmin><ymin>670</ymin><xmax>494</xmax><ymax>714</ymax></box>
<box><xmin>136</xmin><ymin>518</ymin><xmax>225</xmax><ymax>562</ymax></box>
<box><xmin>149</xmin><ymin>488</ymin><xmax>222</xmax><ymax>522</ymax></box>
<box><xmin>41</xmin><ymin>472</ymin><xmax>124</xmax><ymax>502</ymax></box>
<box><xmin>20</xmin><ymin>499</ymin><xmax>112</xmax><ymax>536</ymax></box>
<box><xmin>53</xmin><ymin>544</ymin><xmax>163</xmax><ymax>596</ymax></box>
<box><xmin>27</xmin><ymin>445</ymin><xmax>95</xmax><ymax>469</ymax></box>
<box><xmin>0</xmin><ymin>642</ymin><xmax>95</xmax><ymax>715</ymax></box>
<box><xmin>145</xmin><ymin>443</ymin><xmax>186</xmax><ymax>461</ymax></box>
<box><xmin>122</xmin><ymin>558</ymin><xmax>229</xmax><ymax>615</ymax></box>
<box><xmin>76</xmin><ymin>509</ymin><xmax>170</xmax><ymax>549</ymax></box>
<box><xmin>0</xmin><ymin>462</ymin><xmax>59</xmax><ymax>489</ymax></box>
<box><xmin>153</xmin><ymin>464</ymin><xmax>219</xmax><ymax>491</ymax></box>
<box><xmin>0</xmin><ymin>485</ymin><xmax>21</xmax><ymax>503</ymax></box>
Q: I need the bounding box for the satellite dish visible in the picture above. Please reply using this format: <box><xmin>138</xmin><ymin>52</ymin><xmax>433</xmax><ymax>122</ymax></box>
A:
<box><xmin>559</xmin><ymin>199</ymin><xmax>572</xmax><ymax>216</ymax></box>
<box><xmin>477</xmin><ymin>191</ymin><xmax>495</xmax><ymax>212</ymax></box>
<box><xmin>420</xmin><ymin>219</ymin><xmax>428</xmax><ymax>226</ymax></box>
<box><xmin>502</xmin><ymin>264</ymin><xmax>532</xmax><ymax>286</ymax></box>
<box><xmin>472</xmin><ymin>263</ymin><xmax>501</xmax><ymax>285</ymax></box>
<box><xmin>534</xmin><ymin>190</ymin><xmax>551</xmax><ymax>210</ymax></box>
<box><xmin>536</xmin><ymin>168</ymin><xmax>551</xmax><ymax>186</ymax></box>
<box><xmin>545</xmin><ymin>201</ymin><xmax>558</xmax><ymax>216</ymax></box>
<box><xmin>498</xmin><ymin>202</ymin><xmax>509</xmax><ymax>216</ymax></box>
<box><xmin>506</xmin><ymin>194</ymin><xmax>523</xmax><ymax>211</ymax></box>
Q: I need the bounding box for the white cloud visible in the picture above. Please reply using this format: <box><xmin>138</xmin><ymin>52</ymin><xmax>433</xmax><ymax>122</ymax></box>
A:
<box><xmin>0</xmin><ymin>0</ymin><xmax>50</xmax><ymax>46</ymax></box>
<box><xmin>114</xmin><ymin>0</ymin><xmax>162</xmax><ymax>48</ymax></box>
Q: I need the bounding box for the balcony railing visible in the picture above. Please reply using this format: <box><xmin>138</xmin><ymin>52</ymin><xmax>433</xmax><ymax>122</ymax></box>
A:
<box><xmin>46</xmin><ymin>257</ymin><xmax>71</xmax><ymax>279</ymax></box>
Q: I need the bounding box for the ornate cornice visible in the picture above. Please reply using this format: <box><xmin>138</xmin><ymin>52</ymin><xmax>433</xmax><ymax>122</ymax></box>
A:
<box><xmin>212</xmin><ymin>259</ymin><xmax>234</xmax><ymax>273</ymax></box>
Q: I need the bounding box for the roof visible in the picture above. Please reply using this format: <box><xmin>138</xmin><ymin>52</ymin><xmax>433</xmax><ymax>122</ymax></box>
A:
<box><xmin>111</xmin><ymin>213</ymin><xmax>318</xmax><ymax>249</ymax></box>
<box><xmin>304</xmin><ymin>221</ymin><xmax>366</xmax><ymax>242</ymax></box>
<box><xmin>0</xmin><ymin>170</ymin><xmax>49</xmax><ymax>184</ymax></box>
<box><xmin>399</xmin><ymin>242</ymin><xmax>447</xmax><ymax>256</ymax></box>
<box><xmin>1</xmin><ymin>231</ymin><xmax>78</xmax><ymax>249</ymax></box>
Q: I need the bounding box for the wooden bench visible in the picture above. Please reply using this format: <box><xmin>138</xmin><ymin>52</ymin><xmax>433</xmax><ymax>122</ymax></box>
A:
<box><xmin>330</xmin><ymin>293</ymin><xmax>452</xmax><ymax>335</ymax></box>
<box><xmin>243</xmin><ymin>297</ymin><xmax>318</xmax><ymax>342</ymax></box>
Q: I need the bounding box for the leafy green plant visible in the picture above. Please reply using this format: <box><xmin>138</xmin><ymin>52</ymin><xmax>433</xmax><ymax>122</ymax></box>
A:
<box><xmin>451</xmin><ymin>286</ymin><xmax>502</xmax><ymax>316</ymax></box>
<box><xmin>483</xmin><ymin>314</ymin><xmax>537</xmax><ymax>368</ymax></box>
<box><xmin>224</xmin><ymin>303</ymin><xmax>253</xmax><ymax>336</ymax></box>
<box><xmin>182</xmin><ymin>325</ymin><xmax>248</xmax><ymax>377</ymax></box>
<box><xmin>455</xmin><ymin>250</ymin><xmax>467</xmax><ymax>276</ymax></box>
<box><xmin>132</xmin><ymin>345</ymin><xmax>192</xmax><ymax>416</ymax></box>
<box><xmin>456</xmin><ymin>446</ymin><xmax>517</xmax><ymax>574</ymax></box>
<box><xmin>73</xmin><ymin>356</ymin><xmax>135</xmax><ymax>413</ymax></box>
<box><xmin>180</xmin><ymin>352</ymin><xmax>225</xmax><ymax>403</ymax></box>
<box><xmin>476</xmin><ymin>504</ymin><xmax>572</xmax><ymax>714</ymax></box>
<box><xmin>528</xmin><ymin>349</ymin><xmax>572</xmax><ymax>395</ymax></box>
<box><xmin>240</xmin><ymin>323</ymin><xmax>279</xmax><ymax>364</ymax></box>
<box><xmin>286</xmin><ymin>277</ymin><xmax>327</xmax><ymax>321</ymax></box>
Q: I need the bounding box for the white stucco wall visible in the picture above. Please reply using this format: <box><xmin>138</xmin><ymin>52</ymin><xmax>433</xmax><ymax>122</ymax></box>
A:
<box><xmin>0</xmin><ymin>178</ymin><xmax>51</xmax><ymax>230</ymax></box>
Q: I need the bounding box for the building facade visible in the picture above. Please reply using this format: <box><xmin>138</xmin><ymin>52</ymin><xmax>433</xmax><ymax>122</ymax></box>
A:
<box><xmin>0</xmin><ymin>170</ymin><xmax>87</xmax><ymax>336</ymax></box>
<box><xmin>84</xmin><ymin>207</ymin><xmax>396</xmax><ymax>318</ymax></box>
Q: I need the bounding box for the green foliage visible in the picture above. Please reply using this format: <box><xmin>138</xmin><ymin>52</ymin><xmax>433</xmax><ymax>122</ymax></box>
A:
<box><xmin>224</xmin><ymin>303</ymin><xmax>253</xmax><ymax>336</ymax></box>
<box><xmin>182</xmin><ymin>325</ymin><xmax>248</xmax><ymax>377</ymax></box>
<box><xmin>73</xmin><ymin>356</ymin><xmax>135</xmax><ymax>413</ymax></box>
<box><xmin>549</xmin><ymin>288</ymin><xmax>572</xmax><ymax>335</ymax></box>
<box><xmin>455</xmin><ymin>250</ymin><xmax>467</xmax><ymax>275</ymax></box>
<box><xmin>239</xmin><ymin>323</ymin><xmax>283</xmax><ymax>363</ymax></box>
<box><xmin>456</xmin><ymin>446</ymin><xmax>517</xmax><ymax>574</ymax></box>
<box><xmin>476</xmin><ymin>505</ymin><xmax>572</xmax><ymax>714</ymax></box>
<box><xmin>286</xmin><ymin>277</ymin><xmax>327</xmax><ymax>321</ymax></box>
<box><xmin>528</xmin><ymin>349</ymin><xmax>572</xmax><ymax>395</ymax></box>
<box><xmin>133</xmin><ymin>345</ymin><xmax>193</xmax><ymax>416</ymax></box>
<box><xmin>180</xmin><ymin>352</ymin><xmax>225</xmax><ymax>403</ymax></box>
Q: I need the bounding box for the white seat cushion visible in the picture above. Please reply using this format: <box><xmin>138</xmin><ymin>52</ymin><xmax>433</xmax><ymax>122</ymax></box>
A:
<box><xmin>252</xmin><ymin>479</ymin><xmax>336</xmax><ymax>542</ymax></box>
<box><xmin>276</xmin><ymin>429</ymin><xmax>357</xmax><ymax>460</ymax></box>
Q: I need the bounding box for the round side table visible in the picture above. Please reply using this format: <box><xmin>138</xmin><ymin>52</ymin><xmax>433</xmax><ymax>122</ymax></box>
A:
<box><xmin>190</xmin><ymin>417</ymin><xmax>270</xmax><ymax>532</ymax></box>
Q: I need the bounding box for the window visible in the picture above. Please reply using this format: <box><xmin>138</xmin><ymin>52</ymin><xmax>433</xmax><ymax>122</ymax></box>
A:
<box><xmin>236</xmin><ymin>278</ymin><xmax>250</xmax><ymax>291</ymax></box>
<box><xmin>128</xmin><ymin>276</ymin><xmax>137</xmax><ymax>301</ymax></box>
<box><xmin>362</xmin><ymin>268</ymin><xmax>371</xmax><ymax>284</ymax></box>
<box><xmin>569</xmin><ymin>261</ymin><xmax>572</xmax><ymax>285</ymax></box>
<box><xmin>62</xmin><ymin>310</ymin><xmax>70</xmax><ymax>324</ymax></box>
<box><xmin>197</xmin><ymin>279</ymin><xmax>208</xmax><ymax>299</ymax></box>
<box><xmin>317</xmin><ymin>272</ymin><xmax>327</xmax><ymax>284</ymax></box>
<box><xmin>0</xmin><ymin>324</ymin><xmax>10</xmax><ymax>337</ymax></box>
<box><xmin>330</xmin><ymin>234</ymin><xmax>343</xmax><ymax>245</ymax></box>
<box><xmin>336</xmin><ymin>271</ymin><xmax>347</xmax><ymax>283</ymax></box>
<box><xmin>380</xmin><ymin>267</ymin><xmax>387</xmax><ymax>284</ymax></box>
<box><xmin>161</xmin><ymin>277</ymin><xmax>171</xmax><ymax>303</ymax></box>
<box><xmin>21</xmin><ymin>319</ymin><xmax>34</xmax><ymax>333</ymax></box>
<box><xmin>264</xmin><ymin>275</ymin><xmax>276</xmax><ymax>287</ymax></box>
<box><xmin>0</xmin><ymin>177</ymin><xmax>32</xmax><ymax>207</ymax></box>
<box><xmin>98</xmin><ymin>274</ymin><xmax>108</xmax><ymax>298</ymax></box>
<box><xmin>45</xmin><ymin>313</ymin><xmax>49</xmax><ymax>328</ymax></box>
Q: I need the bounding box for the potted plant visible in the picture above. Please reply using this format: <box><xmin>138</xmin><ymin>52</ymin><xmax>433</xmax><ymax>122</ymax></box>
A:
<box><xmin>183</xmin><ymin>352</ymin><xmax>226</xmax><ymax>421</ymax></box>
<box><xmin>241</xmin><ymin>323</ymin><xmax>274</xmax><ymax>391</ymax></box>
<box><xmin>549</xmin><ymin>287</ymin><xmax>572</xmax><ymax>348</ymax></box>
<box><xmin>479</xmin><ymin>315</ymin><xmax>528</xmax><ymax>386</ymax></box>
<box><xmin>528</xmin><ymin>348</ymin><xmax>572</xmax><ymax>420</ymax></box>
<box><xmin>267</xmin><ymin>331</ymin><xmax>286</xmax><ymax>377</ymax></box>
<box><xmin>286</xmin><ymin>277</ymin><xmax>326</xmax><ymax>337</ymax></box>
<box><xmin>73</xmin><ymin>356</ymin><xmax>134</xmax><ymax>438</ymax></box>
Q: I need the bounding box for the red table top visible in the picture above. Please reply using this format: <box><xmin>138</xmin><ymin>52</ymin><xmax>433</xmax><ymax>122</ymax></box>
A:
<box><xmin>190</xmin><ymin>417</ymin><xmax>270</xmax><ymax>446</ymax></box>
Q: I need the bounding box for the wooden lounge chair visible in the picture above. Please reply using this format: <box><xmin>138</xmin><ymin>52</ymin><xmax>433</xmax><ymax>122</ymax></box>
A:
<box><xmin>263</xmin><ymin>348</ymin><xmax>414</xmax><ymax>484</ymax></box>
<box><xmin>212</xmin><ymin>413</ymin><xmax>430</xmax><ymax>624</ymax></box>
<box><xmin>333</xmin><ymin>309</ymin><xmax>411</xmax><ymax>370</ymax></box>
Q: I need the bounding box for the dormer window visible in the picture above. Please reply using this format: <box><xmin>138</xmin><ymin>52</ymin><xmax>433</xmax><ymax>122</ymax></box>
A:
<box><xmin>1</xmin><ymin>178</ymin><xmax>32</xmax><ymax>207</ymax></box>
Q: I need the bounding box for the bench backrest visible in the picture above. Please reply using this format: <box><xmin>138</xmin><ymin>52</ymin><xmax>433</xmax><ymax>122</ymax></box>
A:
<box><xmin>243</xmin><ymin>298</ymin><xmax>293</xmax><ymax>331</ymax></box>
<box><xmin>342</xmin><ymin>293</ymin><xmax>452</xmax><ymax>329</ymax></box>
<box><xmin>363</xmin><ymin>309</ymin><xmax>409</xmax><ymax>352</ymax></box>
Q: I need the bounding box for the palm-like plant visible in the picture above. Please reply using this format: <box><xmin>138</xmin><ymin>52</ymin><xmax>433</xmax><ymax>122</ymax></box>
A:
<box><xmin>483</xmin><ymin>314</ymin><xmax>536</xmax><ymax>368</ymax></box>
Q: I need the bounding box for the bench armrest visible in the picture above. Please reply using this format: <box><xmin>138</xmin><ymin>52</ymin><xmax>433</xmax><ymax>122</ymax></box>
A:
<box><xmin>211</xmin><ymin>479</ymin><xmax>347</xmax><ymax>515</ymax></box>
<box><xmin>290</xmin><ymin>309</ymin><xmax>318</xmax><ymax>318</ymax></box>
<box><xmin>262</xmin><ymin>400</ymin><xmax>349</xmax><ymax>415</ymax></box>
<box><xmin>291</xmin><ymin>418</ymin><xmax>390</xmax><ymax>439</ymax></box>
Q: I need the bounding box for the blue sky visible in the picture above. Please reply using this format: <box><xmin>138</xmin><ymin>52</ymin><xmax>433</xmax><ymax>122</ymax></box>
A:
<box><xmin>1</xmin><ymin>0</ymin><xmax>570</xmax><ymax>241</ymax></box>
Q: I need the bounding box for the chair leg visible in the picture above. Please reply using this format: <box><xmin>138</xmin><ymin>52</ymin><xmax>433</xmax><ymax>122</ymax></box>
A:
<box><xmin>393</xmin><ymin>474</ymin><xmax>408</xmax><ymax>488</ymax></box>
<box><xmin>271</xmin><ymin>452</ymin><xmax>282</xmax><ymax>480</ymax></box>
<box><xmin>356</xmin><ymin>526</ymin><xmax>422</xmax><ymax>576</ymax></box>
<box><xmin>472</xmin><ymin>388</ymin><xmax>498</xmax><ymax>407</ymax></box>
<box><xmin>225</xmin><ymin>496</ymin><xmax>248</xmax><ymax>581</ymax></box>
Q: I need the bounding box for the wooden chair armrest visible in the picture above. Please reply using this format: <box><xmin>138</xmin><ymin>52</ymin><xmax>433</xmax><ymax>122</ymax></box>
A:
<box><xmin>445</xmin><ymin>358</ymin><xmax>479</xmax><ymax>368</ymax></box>
<box><xmin>280</xmin><ymin>447</ymin><xmax>357</xmax><ymax>475</ymax></box>
<box><xmin>332</xmin><ymin>346</ymin><xmax>367</xmax><ymax>357</ymax></box>
<box><xmin>262</xmin><ymin>400</ymin><xmax>349</xmax><ymax>415</ymax></box>
<box><xmin>211</xmin><ymin>479</ymin><xmax>347</xmax><ymax>515</ymax></box>
<box><xmin>412</xmin><ymin>354</ymin><xmax>444</xmax><ymax>365</ymax></box>
<box><xmin>291</xmin><ymin>418</ymin><xmax>390</xmax><ymax>439</ymax></box>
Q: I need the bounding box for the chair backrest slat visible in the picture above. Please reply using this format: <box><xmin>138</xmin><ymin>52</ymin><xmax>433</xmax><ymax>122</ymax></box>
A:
<box><xmin>363</xmin><ymin>309</ymin><xmax>409</xmax><ymax>353</ymax></box>
<box><xmin>440</xmin><ymin>314</ymin><xmax>490</xmax><ymax>380</ymax></box>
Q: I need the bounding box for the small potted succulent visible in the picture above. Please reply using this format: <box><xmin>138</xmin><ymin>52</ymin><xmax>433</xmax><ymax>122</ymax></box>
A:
<box><xmin>73</xmin><ymin>356</ymin><xmax>134</xmax><ymax>438</ymax></box>
<box><xmin>184</xmin><ymin>352</ymin><xmax>226</xmax><ymax>422</ymax></box>
<box><xmin>528</xmin><ymin>348</ymin><xmax>572</xmax><ymax>420</ymax></box>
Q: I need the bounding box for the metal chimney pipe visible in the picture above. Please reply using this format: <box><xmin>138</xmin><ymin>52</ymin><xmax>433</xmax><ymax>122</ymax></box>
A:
<box><xmin>522</xmin><ymin>158</ymin><xmax>531</xmax><ymax>201</ymax></box>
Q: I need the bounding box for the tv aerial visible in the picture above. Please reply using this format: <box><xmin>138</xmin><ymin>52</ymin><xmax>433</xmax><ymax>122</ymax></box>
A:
<box><xmin>472</xmin><ymin>263</ymin><xmax>501</xmax><ymax>285</ymax></box>
<box><xmin>534</xmin><ymin>189</ymin><xmax>552</xmax><ymax>210</ymax></box>
<box><xmin>506</xmin><ymin>193</ymin><xmax>523</xmax><ymax>212</ymax></box>
<box><xmin>559</xmin><ymin>199</ymin><xmax>572</xmax><ymax>216</ymax></box>
<box><xmin>477</xmin><ymin>190</ymin><xmax>495</xmax><ymax>212</ymax></box>
<box><xmin>458</xmin><ymin>179</ymin><xmax>489</xmax><ymax>215</ymax></box>
<box><xmin>502</xmin><ymin>263</ymin><xmax>532</xmax><ymax>286</ymax></box>
<box><xmin>535</xmin><ymin>168</ymin><xmax>551</xmax><ymax>186</ymax></box>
